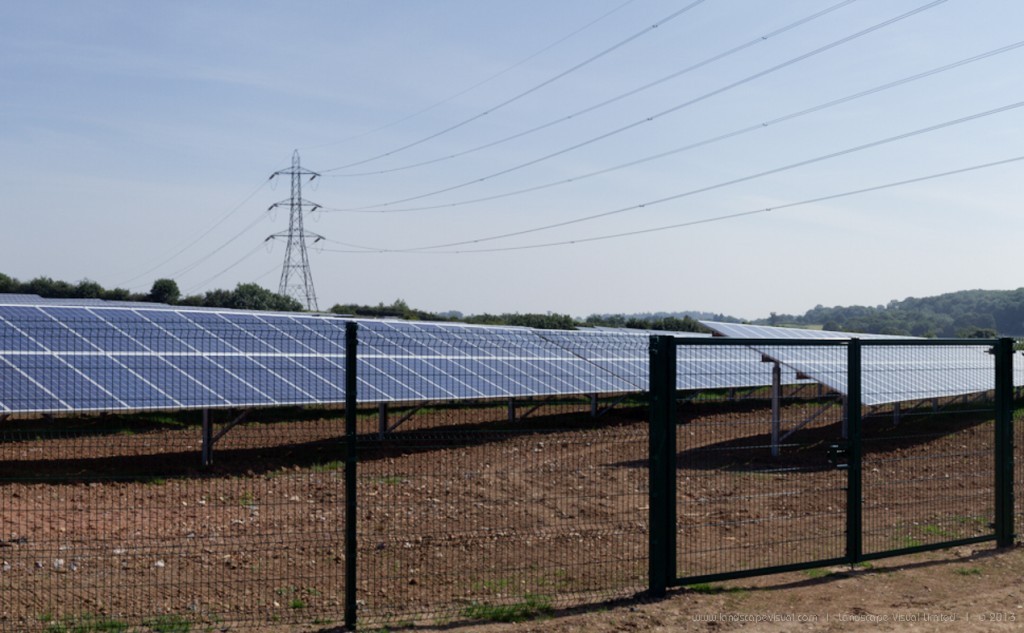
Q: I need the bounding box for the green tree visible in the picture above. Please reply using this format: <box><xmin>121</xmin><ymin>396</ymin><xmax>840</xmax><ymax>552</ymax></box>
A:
<box><xmin>148</xmin><ymin>278</ymin><xmax>181</xmax><ymax>304</ymax></box>
<box><xmin>210</xmin><ymin>283</ymin><xmax>303</xmax><ymax>312</ymax></box>
<box><xmin>23</xmin><ymin>276</ymin><xmax>73</xmax><ymax>298</ymax></box>
<box><xmin>102</xmin><ymin>287</ymin><xmax>136</xmax><ymax>301</ymax></box>
<box><xmin>74</xmin><ymin>279</ymin><xmax>105</xmax><ymax>299</ymax></box>
<box><xmin>0</xmin><ymin>273</ymin><xmax>16</xmax><ymax>293</ymax></box>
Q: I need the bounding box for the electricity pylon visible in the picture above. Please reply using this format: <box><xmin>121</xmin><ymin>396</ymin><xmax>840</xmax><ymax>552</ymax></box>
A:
<box><xmin>267</xmin><ymin>150</ymin><xmax>323</xmax><ymax>311</ymax></box>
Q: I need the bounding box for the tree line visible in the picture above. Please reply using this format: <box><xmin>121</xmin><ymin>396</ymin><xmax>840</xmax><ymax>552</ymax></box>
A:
<box><xmin>0</xmin><ymin>274</ymin><xmax>303</xmax><ymax>312</ymax></box>
<box><xmin>0</xmin><ymin>273</ymin><xmax>708</xmax><ymax>333</ymax></box>
<box><xmin>329</xmin><ymin>299</ymin><xmax>707</xmax><ymax>332</ymax></box>
<box><xmin>761</xmin><ymin>288</ymin><xmax>1024</xmax><ymax>337</ymax></box>
<box><xmin>30</xmin><ymin>273</ymin><xmax>1024</xmax><ymax>337</ymax></box>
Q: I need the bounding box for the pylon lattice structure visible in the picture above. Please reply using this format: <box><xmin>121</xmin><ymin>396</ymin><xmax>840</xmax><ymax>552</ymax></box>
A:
<box><xmin>267</xmin><ymin>150</ymin><xmax>324</xmax><ymax>311</ymax></box>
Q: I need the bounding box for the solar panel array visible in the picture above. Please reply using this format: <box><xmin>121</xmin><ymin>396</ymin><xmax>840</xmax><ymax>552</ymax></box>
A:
<box><xmin>0</xmin><ymin>297</ymin><xmax>795</xmax><ymax>416</ymax></box>
<box><xmin>3</xmin><ymin>298</ymin><xmax>1010</xmax><ymax>416</ymax></box>
<box><xmin>700</xmin><ymin>320</ymin><xmax>1023</xmax><ymax>406</ymax></box>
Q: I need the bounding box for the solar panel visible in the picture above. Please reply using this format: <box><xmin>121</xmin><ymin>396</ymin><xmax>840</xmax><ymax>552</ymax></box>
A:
<box><xmin>12</xmin><ymin>299</ymin><xmax>995</xmax><ymax>417</ymax></box>
<box><xmin>0</xmin><ymin>294</ymin><xmax>174</xmax><ymax>308</ymax></box>
<box><xmin>699</xmin><ymin>320</ymin><xmax>1018</xmax><ymax>406</ymax></box>
<box><xmin>1</xmin><ymin>301</ymin><xmax>669</xmax><ymax>414</ymax></box>
<box><xmin>700</xmin><ymin>320</ymin><xmax>904</xmax><ymax>340</ymax></box>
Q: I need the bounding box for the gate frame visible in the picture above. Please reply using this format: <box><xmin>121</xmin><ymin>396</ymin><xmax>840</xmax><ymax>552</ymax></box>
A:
<box><xmin>649</xmin><ymin>335</ymin><xmax>1015</xmax><ymax>595</ymax></box>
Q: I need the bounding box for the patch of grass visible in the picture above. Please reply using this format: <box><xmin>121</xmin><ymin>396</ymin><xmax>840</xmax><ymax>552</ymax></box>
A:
<box><xmin>537</xmin><ymin>568</ymin><xmax>572</xmax><ymax>589</ymax></box>
<box><xmin>44</xmin><ymin>614</ymin><xmax>129</xmax><ymax>633</ymax></box>
<box><xmin>895</xmin><ymin>535</ymin><xmax>924</xmax><ymax>548</ymax></box>
<box><xmin>954</xmin><ymin>567</ymin><xmax>983</xmax><ymax>576</ymax></box>
<box><xmin>310</xmin><ymin>460</ymin><xmax>343</xmax><ymax>473</ymax></box>
<box><xmin>461</xmin><ymin>594</ymin><xmax>552</xmax><ymax>623</ymax></box>
<box><xmin>142</xmin><ymin>614</ymin><xmax>191</xmax><ymax>633</ymax></box>
<box><xmin>685</xmin><ymin>583</ymin><xmax>746</xmax><ymax>595</ymax></box>
<box><xmin>238</xmin><ymin>491</ymin><xmax>255</xmax><ymax>507</ymax></box>
<box><xmin>955</xmin><ymin>515</ymin><xmax>989</xmax><ymax>526</ymax></box>
<box><xmin>803</xmin><ymin>568</ymin><xmax>834</xmax><ymax>579</ymax></box>
<box><xmin>376</xmin><ymin>475</ymin><xmax>405</xmax><ymax>485</ymax></box>
<box><xmin>921</xmin><ymin>524</ymin><xmax>956</xmax><ymax>538</ymax></box>
<box><xmin>276</xmin><ymin>585</ymin><xmax>319</xmax><ymax>610</ymax></box>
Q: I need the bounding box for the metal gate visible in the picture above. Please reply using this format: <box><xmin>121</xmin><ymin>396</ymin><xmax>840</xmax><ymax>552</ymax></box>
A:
<box><xmin>648</xmin><ymin>336</ymin><xmax>1014</xmax><ymax>594</ymax></box>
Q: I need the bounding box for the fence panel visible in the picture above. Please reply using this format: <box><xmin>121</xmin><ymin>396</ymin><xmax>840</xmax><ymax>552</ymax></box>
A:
<box><xmin>2</xmin><ymin>311</ymin><xmax>1019</xmax><ymax>630</ymax></box>
<box><xmin>354</xmin><ymin>328</ymin><xmax>650</xmax><ymax>626</ymax></box>
<box><xmin>0</xmin><ymin>317</ymin><xmax>351</xmax><ymax>632</ymax></box>
<box><xmin>860</xmin><ymin>342</ymin><xmax>999</xmax><ymax>557</ymax></box>
<box><xmin>672</xmin><ymin>341</ymin><xmax>849</xmax><ymax>584</ymax></box>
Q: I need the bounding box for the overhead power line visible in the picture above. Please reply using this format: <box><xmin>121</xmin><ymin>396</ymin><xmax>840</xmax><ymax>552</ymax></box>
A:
<box><xmin>301</xmin><ymin>0</ymin><xmax>639</xmax><ymax>152</ymax></box>
<box><xmin>117</xmin><ymin>178</ymin><xmax>269</xmax><ymax>288</ymax></box>
<box><xmin>326</xmin><ymin>0</ymin><xmax>860</xmax><ymax>179</ymax></box>
<box><xmin>321</xmin><ymin>0</ymin><xmax>708</xmax><ymax>173</ymax></box>
<box><xmin>322</xmin><ymin>99</ymin><xmax>1024</xmax><ymax>252</ymax></box>
<box><xmin>320</xmin><ymin>154</ymin><xmax>1024</xmax><ymax>254</ymax></box>
<box><xmin>184</xmin><ymin>242</ymin><xmax>267</xmax><ymax>294</ymax></box>
<box><xmin>166</xmin><ymin>212</ymin><xmax>270</xmax><ymax>281</ymax></box>
<box><xmin>321</xmin><ymin>38</ymin><xmax>1024</xmax><ymax>215</ymax></box>
<box><xmin>328</xmin><ymin>0</ymin><xmax>949</xmax><ymax>212</ymax></box>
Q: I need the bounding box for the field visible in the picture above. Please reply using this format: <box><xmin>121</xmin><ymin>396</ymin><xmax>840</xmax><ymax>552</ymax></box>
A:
<box><xmin>434</xmin><ymin>545</ymin><xmax>1024</xmax><ymax>632</ymax></box>
<box><xmin>0</xmin><ymin>392</ymin><xmax>1015</xmax><ymax>631</ymax></box>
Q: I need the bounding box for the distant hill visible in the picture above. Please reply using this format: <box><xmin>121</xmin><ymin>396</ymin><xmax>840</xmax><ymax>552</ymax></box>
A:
<box><xmin>757</xmin><ymin>289</ymin><xmax>1024</xmax><ymax>337</ymax></box>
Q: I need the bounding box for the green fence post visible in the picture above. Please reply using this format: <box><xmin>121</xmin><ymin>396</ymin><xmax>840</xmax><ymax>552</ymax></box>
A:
<box><xmin>846</xmin><ymin>339</ymin><xmax>863</xmax><ymax>564</ymax></box>
<box><xmin>648</xmin><ymin>335</ymin><xmax>677</xmax><ymax>596</ymax></box>
<box><xmin>994</xmin><ymin>337</ymin><xmax>1015</xmax><ymax>548</ymax></box>
<box><xmin>345</xmin><ymin>322</ymin><xmax>359</xmax><ymax>629</ymax></box>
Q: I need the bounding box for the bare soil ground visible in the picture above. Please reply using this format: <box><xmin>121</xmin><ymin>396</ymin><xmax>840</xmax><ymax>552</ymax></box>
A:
<box><xmin>425</xmin><ymin>545</ymin><xmax>1024</xmax><ymax>633</ymax></box>
<box><xmin>0</xmin><ymin>398</ymin><xmax>1018</xmax><ymax>631</ymax></box>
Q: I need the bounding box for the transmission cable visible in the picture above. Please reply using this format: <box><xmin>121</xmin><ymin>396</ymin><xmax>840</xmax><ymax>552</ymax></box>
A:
<box><xmin>323</xmin><ymin>99</ymin><xmax>1024</xmax><ymax>252</ymax></box>
<box><xmin>321</xmin><ymin>0</ymin><xmax>707</xmax><ymax>172</ymax></box>
<box><xmin>328</xmin><ymin>0</ymin><xmax>948</xmax><ymax>211</ymax></box>
<box><xmin>167</xmin><ymin>211</ymin><xmax>272</xmax><ymax>281</ymax></box>
<box><xmin>302</xmin><ymin>0</ymin><xmax>638</xmax><ymax>152</ymax></box>
<box><xmin>185</xmin><ymin>242</ymin><xmax>267</xmax><ymax>294</ymax></box>
<box><xmin>326</xmin><ymin>0</ymin><xmax>859</xmax><ymax>179</ymax></box>
<box><xmin>321</xmin><ymin>39</ymin><xmax>1024</xmax><ymax>214</ymax></box>
<box><xmin>117</xmin><ymin>178</ymin><xmax>269</xmax><ymax>288</ymax></box>
<box><xmin>321</xmin><ymin>155</ymin><xmax>1024</xmax><ymax>254</ymax></box>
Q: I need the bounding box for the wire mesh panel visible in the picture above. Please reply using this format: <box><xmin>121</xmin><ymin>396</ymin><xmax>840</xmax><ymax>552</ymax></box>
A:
<box><xmin>674</xmin><ymin>342</ymin><xmax>848</xmax><ymax>581</ymax></box>
<box><xmin>0</xmin><ymin>316</ymin><xmax>351</xmax><ymax>632</ymax></box>
<box><xmin>1015</xmin><ymin>386</ymin><xmax>1024</xmax><ymax>537</ymax></box>
<box><xmin>860</xmin><ymin>342</ymin><xmax>997</xmax><ymax>556</ymax></box>
<box><xmin>355</xmin><ymin>329</ymin><xmax>649</xmax><ymax>626</ymax></box>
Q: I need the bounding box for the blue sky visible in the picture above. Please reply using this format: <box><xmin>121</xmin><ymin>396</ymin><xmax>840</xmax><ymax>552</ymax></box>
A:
<box><xmin>3</xmin><ymin>0</ymin><xmax>1023</xmax><ymax>319</ymax></box>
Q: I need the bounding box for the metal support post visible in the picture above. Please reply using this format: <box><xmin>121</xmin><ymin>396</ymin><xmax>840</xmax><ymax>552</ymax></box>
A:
<box><xmin>771</xmin><ymin>362</ymin><xmax>781</xmax><ymax>457</ymax></box>
<box><xmin>648</xmin><ymin>335</ymin><xmax>677</xmax><ymax>597</ymax></box>
<box><xmin>841</xmin><ymin>396</ymin><xmax>848</xmax><ymax>439</ymax></box>
<box><xmin>846</xmin><ymin>339</ymin><xmax>863</xmax><ymax>564</ymax></box>
<box><xmin>994</xmin><ymin>338</ymin><xmax>1015</xmax><ymax>547</ymax></box>
<box><xmin>201</xmin><ymin>409</ymin><xmax>212</xmax><ymax>466</ymax></box>
<box><xmin>344</xmin><ymin>322</ymin><xmax>358</xmax><ymax>630</ymax></box>
<box><xmin>378</xmin><ymin>402</ymin><xmax>388</xmax><ymax>437</ymax></box>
